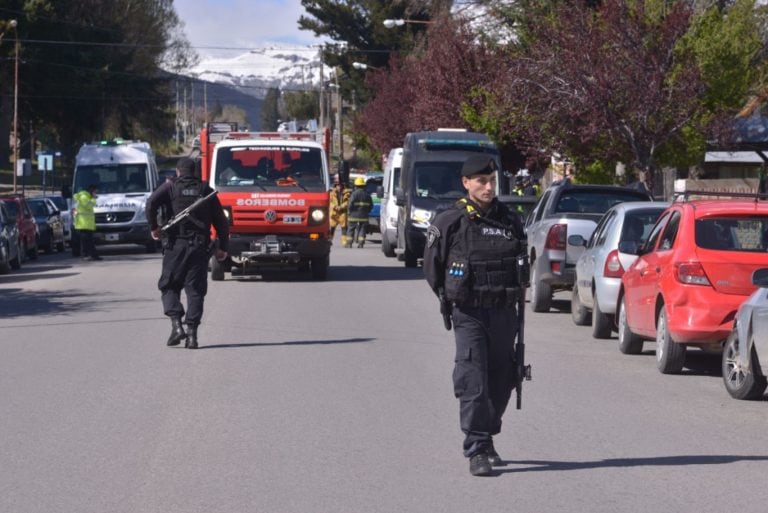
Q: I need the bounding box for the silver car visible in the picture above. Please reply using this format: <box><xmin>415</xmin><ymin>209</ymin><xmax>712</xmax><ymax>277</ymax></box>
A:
<box><xmin>722</xmin><ymin>268</ymin><xmax>768</xmax><ymax>400</ymax></box>
<box><xmin>568</xmin><ymin>201</ymin><xmax>668</xmax><ymax>338</ymax></box>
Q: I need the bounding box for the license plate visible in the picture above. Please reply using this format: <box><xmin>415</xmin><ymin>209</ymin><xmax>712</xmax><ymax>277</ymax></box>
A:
<box><xmin>105</xmin><ymin>233</ymin><xmax>119</xmax><ymax>241</ymax></box>
<box><xmin>283</xmin><ymin>215</ymin><xmax>302</xmax><ymax>224</ymax></box>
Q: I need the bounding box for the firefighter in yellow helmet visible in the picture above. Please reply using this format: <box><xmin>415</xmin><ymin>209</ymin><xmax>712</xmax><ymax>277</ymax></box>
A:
<box><xmin>347</xmin><ymin>176</ymin><xmax>373</xmax><ymax>248</ymax></box>
<box><xmin>329</xmin><ymin>174</ymin><xmax>351</xmax><ymax>245</ymax></box>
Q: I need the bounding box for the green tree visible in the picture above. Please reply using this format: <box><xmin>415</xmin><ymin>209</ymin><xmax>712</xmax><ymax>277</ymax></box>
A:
<box><xmin>283</xmin><ymin>90</ymin><xmax>319</xmax><ymax>121</ymax></box>
<box><xmin>261</xmin><ymin>88</ymin><xmax>281</xmax><ymax>131</ymax></box>
<box><xmin>0</xmin><ymin>0</ymin><xmax>195</xmax><ymax>166</ymax></box>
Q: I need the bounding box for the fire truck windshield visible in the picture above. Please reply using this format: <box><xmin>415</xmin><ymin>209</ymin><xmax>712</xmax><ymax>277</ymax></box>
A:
<box><xmin>214</xmin><ymin>146</ymin><xmax>326</xmax><ymax>191</ymax></box>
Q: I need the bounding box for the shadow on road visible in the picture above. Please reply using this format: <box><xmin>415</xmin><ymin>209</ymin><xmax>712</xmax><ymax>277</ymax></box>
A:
<box><xmin>0</xmin><ymin>288</ymin><xmax>152</xmax><ymax>319</ymax></box>
<box><xmin>229</xmin><ymin>265</ymin><xmax>424</xmax><ymax>282</ymax></box>
<box><xmin>496</xmin><ymin>454</ymin><xmax>768</xmax><ymax>474</ymax></box>
<box><xmin>197</xmin><ymin>337</ymin><xmax>375</xmax><ymax>350</ymax></box>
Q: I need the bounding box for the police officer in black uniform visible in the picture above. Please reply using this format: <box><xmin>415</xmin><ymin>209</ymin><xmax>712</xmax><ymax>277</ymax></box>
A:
<box><xmin>146</xmin><ymin>157</ymin><xmax>229</xmax><ymax>349</ymax></box>
<box><xmin>423</xmin><ymin>154</ymin><xmax>526</xmax><ymax>476</ymax></box>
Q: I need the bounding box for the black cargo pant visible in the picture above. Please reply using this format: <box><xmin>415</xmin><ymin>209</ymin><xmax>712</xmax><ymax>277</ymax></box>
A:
<box><xmin>158</xmin><ymin>236</ymin><xmax>209</xmax><ymax>326</ymax></box>
<box><xmin>452</xmin><ymin>305</ymin><xmax>518</xmax><ymax>458</ymax></box>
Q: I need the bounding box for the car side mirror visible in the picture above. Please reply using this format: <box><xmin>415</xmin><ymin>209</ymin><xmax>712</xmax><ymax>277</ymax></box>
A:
<box><xmin>567</xmin><ymin>234</ymin><xmax>586</xmax><ymax>247</ymax></box>
<box><xmin>395</xmin><ymin>188</ymin><xmax>405</xmax><ymax>207</ymax></box>
<box><xmin>752</xmin><ymin>268</ymin><xmax>768</xmax><ymax>288</ymax></box>
<box><xmin>618</xmin><ymin>240</ymin><xmax>640</xmax><ymax>255</ymax></box>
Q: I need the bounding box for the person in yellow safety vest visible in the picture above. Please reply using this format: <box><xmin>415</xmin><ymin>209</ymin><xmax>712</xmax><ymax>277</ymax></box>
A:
<box><xmin>329</xmin><ymin>175</ymin><xmax>351</xmax><ymax>245</ymax></box>
<box><xmin>512</xmin><ymin>176</ymin><xmax>526</xmax><ymax>214</ymax></box>
<box><xmin>73</xmin><ymin>183</ymin><xmax>102</xmax><ymax>261</ymax></box>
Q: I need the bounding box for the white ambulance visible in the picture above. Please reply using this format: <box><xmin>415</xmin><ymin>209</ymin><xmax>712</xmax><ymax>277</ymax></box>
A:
<box><xmin>72</xmin><ymin>139</ymin><xmax>159</xmax><ymax>252</ymax></box>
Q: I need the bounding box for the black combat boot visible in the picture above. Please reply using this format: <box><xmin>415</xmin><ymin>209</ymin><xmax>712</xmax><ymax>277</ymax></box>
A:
<box><xmin>167</xmin><ymin>317</ymin><xmax>187</xmax><ymax>346</ymax></box>
<box><xmin>487</xmin><ymin>440</ymin><xmax>503</xmax><ymax>466</ymax></box>
<box><xmin>185</xmin><ymin>325</ymin><xmax>198</xmax><ymax>349</ymax></box>
<box><xmin>469</xmin><ymin>453</ymin><xmax>493</xmax><ymax>476</ymax></box>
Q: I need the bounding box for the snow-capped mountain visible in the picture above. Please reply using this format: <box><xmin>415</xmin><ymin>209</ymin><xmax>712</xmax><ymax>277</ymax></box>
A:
<box><xmin>189</xmin><ymin>45</ymin><xmax>331</xmax><ymax>99</ymax></box>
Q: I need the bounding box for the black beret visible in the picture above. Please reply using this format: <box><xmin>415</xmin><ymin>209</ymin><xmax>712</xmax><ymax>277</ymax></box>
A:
<box><xmin>461</xmin><ymin>155</ymin><xmax>496</xmax><ymax>177</ymax></box>
<box><xmin>177</xmin><ymin>157</ymin><xmax>196</xmax><ymax>176</ymax></box>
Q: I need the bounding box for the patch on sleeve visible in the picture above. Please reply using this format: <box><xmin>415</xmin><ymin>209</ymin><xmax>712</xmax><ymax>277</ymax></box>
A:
<box><xmin>426</xmin><ymin>224</ymin><xmax>441</xmax><ymax>248</ymax></box>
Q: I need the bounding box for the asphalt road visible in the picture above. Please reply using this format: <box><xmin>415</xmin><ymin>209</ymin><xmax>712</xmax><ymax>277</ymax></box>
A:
<box><xmin>2</xmin><ymin>234</ymin><xmax>767</xmax><ymax>513</ymax></box>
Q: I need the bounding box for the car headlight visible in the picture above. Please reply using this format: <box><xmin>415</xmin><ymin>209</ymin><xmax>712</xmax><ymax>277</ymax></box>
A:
<box><xmin>134</xmin><ymin>206</ymin><xmax>147</xmax><ymax>222</ymax></box>
<box><xmin>309</xmin><ymin>207</ymin><xmax>326</xmax><ymax>225</ymax></box>
<box><xmin>410</xmin><ymin>207</ymin><xmax>434</xmax><ymax>229</ymax></box>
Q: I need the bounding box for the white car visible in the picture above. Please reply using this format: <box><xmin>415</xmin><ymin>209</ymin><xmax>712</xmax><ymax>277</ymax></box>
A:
<box><xmin>722</xmin><ymin>268</ymin><xmax>768</xmax><ymax>400</ymax></box>
<box><xmin>568</xmin><ymin>201</ymin><xmax>668</xmax><ymax>339</ymax></box>
<box><xmin>42</xmin><ymin>195</ymin><xmax>72</xmax><ymax>245</ymax></box>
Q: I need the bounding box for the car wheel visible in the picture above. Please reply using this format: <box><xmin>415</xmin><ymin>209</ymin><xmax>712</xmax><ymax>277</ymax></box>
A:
<box><xmin>571</xmin><ymin>284</ymin><xmax>590</xmax><ymax>326</ymax></box>
<box><xmin>592</xmin><ymin>298</ymin><xmax>613</xmax><ymax>339</ymax></box>
<box><xmin>617</xmin><ymin>295</ymin><xmax>643</xmax><ymax>354</ymax></box>
<box><xmin>56</xmin><ymin>239</ymin><xmax>65</xmax><ymax>252</ymax></box>
<box><xmin>530</xmin><ymin>262</ymin><xmax>552</xmax><ymax>313</ymax></box>
<box><xmin>28</xmin><ymin>238</ymin><xmax>38</xmax><ymax>260</ymax></box>
<box><xmin>311</xmin><ymin>254</ymin><xmax>329</xmax><ymax>280</ymax></box>
<box><xmin>722</xmin><ymin>330</ymin><xmax>767</xmax><ymax>400</ymax></box>
<box><xmin>210</xmin><ymin>255</ymin><xmax>228</xmax><ymax>281</ymax></box>
<box><xmin>381</xmin><ymin>234</ymin><xmax>395</xmax><ymax>258</ymax></box>
<box><xmin>656</xmin><ymin>306</ymin><xmax>685</xmax><ymax>374</ymax></box>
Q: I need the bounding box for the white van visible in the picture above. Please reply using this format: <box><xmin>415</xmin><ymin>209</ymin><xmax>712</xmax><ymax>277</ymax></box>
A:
<box><xmin>379</xmin><ymin>147</ymin><xmax>402</xmax><ymax>257</ymax></box>
<box><xmin>72</xmin><ymin>139</ymin><xmax>159</xmax><ymax>252</ymax></box>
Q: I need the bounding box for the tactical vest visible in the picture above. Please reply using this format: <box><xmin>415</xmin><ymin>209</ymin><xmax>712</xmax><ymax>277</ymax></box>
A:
<box><xmin>444</xmin><ymin>200</ymin><xmax>523</xmax><ymax>307</ymax></box>
<box><xmin>169</xmin><ymin>176</ymin><xmax>207</xmax><ymax>238</ymax></box>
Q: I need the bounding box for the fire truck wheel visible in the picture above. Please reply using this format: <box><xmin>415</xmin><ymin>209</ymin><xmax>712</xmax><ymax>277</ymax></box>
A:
<box><xmin>210</xmin><ymin>255</ymin><xmax>227</xmax><ymax>281</ymax></box>
<box><xmin>311</xmin><ymin>255</ymin><xmax>329</xmax><ymax>281</ymax></box>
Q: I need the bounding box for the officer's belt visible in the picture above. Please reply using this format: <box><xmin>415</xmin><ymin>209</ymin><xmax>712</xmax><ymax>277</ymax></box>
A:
<box><xmin>456</xmin><ymin>287</ymin><xmax>522</xmax><ymax>309</ymax></box>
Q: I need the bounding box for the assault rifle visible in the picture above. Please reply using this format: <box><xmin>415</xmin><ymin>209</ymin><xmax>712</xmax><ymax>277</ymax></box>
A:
<box><xmin>438</xmin><ymin>287</ymin><xmax>453</xmax><ymax>331</ymax></box>
<box><xmin>516</xmin><ymin>252</ymin><xmax>532</xmax><ymax>410</ymax></box>
<box><xmin>161</xmin><ymin>190</ymin><xmax>218</xmax><ymax>234</ymax></box>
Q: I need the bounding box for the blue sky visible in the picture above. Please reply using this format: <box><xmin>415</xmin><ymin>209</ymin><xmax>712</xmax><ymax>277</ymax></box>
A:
<box><xmin>173</xmin><ymin>0</ymin><xmax>323</xmax><ymax>57</ymax></box>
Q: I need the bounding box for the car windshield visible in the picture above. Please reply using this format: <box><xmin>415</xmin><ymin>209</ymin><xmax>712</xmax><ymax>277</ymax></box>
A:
<box><xmin>214</xmin><ymin>145</ymin><xmax>326</xmax><ymax>191</ymax></box>
<box><xmin>695</xmin><ymin>216</ymin><xmax>768</xmax><ymax>251</ymax></box>
<box><xmin>2</xmin><ymin>200</ymin><xmax>18</xmax><ymax>217</ymax></box>
<box><xmin>28</xmin><ymin>200</ymin><xmax>51</xmax><ymax>217</ymax></box>
<box><xmin>45</xmin><ymin>196</ymin><xmax>67</xmax><ymax>211</ymax></box>
<box><xmin>555</xmin><ymin>190</ymin><xmax>649</xmax><ymax>214</ymax></box>
<box><xmin>74</xmin><ymin>164</ymin><xmax>149</xmax><ymax>194</ymax></box>
<box><xmin>414</xmin><ymin>161</ymin><xmax>466</xmax><ymax>199</ymax></box>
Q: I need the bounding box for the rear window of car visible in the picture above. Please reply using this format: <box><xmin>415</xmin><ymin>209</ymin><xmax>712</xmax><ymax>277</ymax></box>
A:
<box><xmin>620</xmin><ymin>209</ymin><xmax>665</xmax><ymax>245</ymax></box>
<box><xmin>46</xmin><ymin>196</ymin><xmax>67</xmax><ymax>210</ymax></box>
<box><xmin>695</xmin><ymin>216</ymin><xmax>768</xmax><ymax>251</ymax></box>
<box><xmin>554</xmin><ymin>189</ymin><xmax>649</xmax><ymax>214</ymax></box>
<box><xmin>2</xmin><ymin>200</ymin><xmax>18</xmax><ymax>217</ymax></box>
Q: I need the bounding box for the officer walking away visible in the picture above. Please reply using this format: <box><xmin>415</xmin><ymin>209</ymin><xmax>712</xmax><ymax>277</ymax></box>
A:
<box><xmin>347</xmin><ymin>176</ymin><xmax>373</xmax><ymax>248</ymax></box>
<box><xmin>73</xmin><ymin>183</ymin><xmax>102</xmax><ymax>261</ymax></box>
<box><xmin>423</xmin><ymin>155</ymin><xmax>527</xmax><ymax>477</ymax></box>
<box><xmin>329</xmin><ymin>174</ymin><xmax>350</xmax><ymax>246</ymax></box>
<box><xmin>145</xmin><ymin>157</ymin><xmax>229</xmax><ymax>349</ymax></box>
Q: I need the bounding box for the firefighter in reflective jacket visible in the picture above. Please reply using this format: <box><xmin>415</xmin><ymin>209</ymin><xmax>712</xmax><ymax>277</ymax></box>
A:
<box><xmin>329</xmin><ymin>174</ymin><xmax>351</xmax><ymax>246</ymax></box>
<box><xmin>347</xmin><ymin>176</ymin><xmax>373</xmax><ymax>248</ymax></box>
<box><xmin>423</xmin><ymin>155</ymin><xmax>526</xmax><ymax>477</ymax></box>
<box><xmin>145</xmin><ymin>157</ymin><xmax>229</xmax><ymax>349</ymax></box>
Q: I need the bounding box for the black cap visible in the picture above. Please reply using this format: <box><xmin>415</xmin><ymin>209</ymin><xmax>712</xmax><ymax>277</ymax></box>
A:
<box><xmin>461</xmin><ymin>155</ymin><xmax>497</xmax><ymax>177</ymax></box>
<box><xmin>177</xmin><ymin>157</ymin><xmax>196</xmax><ymax>176</ymax></box>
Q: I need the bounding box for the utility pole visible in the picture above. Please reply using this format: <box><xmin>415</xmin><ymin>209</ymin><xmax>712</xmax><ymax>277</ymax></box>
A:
<box><xmin>318</xmin><ymin>46</ymin><xmax>325</xmax><ymax>129</ymax></box>
<box><xmin>12</xmin><ymin>30</ymin><xmax>19</xmax><ymax>193</ymax></box>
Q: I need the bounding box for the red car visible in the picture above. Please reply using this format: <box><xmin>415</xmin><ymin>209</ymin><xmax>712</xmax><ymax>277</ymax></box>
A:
<box><xmin>0</xmin><ymin>195</ymin><xmax>38</xmax><ymax>260</ymax></box>
<box><xmin>617</xmin><ymin>198</ymin><xmax>768</xmax><ymax>374</ymax></box>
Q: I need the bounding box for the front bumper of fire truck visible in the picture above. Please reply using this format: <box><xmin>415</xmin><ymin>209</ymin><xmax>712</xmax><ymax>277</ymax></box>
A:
<box><xmin>228</xmin><ymin>233</ymin><xmax>331</xmax><ymax>263</ymax></box>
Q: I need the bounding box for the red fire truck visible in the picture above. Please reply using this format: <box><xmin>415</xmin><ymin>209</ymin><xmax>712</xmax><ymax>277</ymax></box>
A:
<box><xmin>199</xmin><ymin>122</ymin><xmax>332</xmax><ymax>280</ymax></box>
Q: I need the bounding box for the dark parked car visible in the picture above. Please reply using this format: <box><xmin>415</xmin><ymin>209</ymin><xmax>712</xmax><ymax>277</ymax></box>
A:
<box><xmin>0</xmin><ymin>202</ymin><xmax>21</xmax><ymax>273</ymax></box>
<box><xmin>0</xmin><ymin>195</ymin><xmax>38</xmax><ymax>260</ymax></box>
<box><xmin>27</xmin><ymin>197</ymin><xmax>65</xmax><ymax>254</ymax></box>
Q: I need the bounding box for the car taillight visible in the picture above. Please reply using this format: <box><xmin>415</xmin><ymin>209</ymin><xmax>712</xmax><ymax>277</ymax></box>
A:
<box><xmin>603</xmin><ymin>249</ymin><xmax>625</xmax><ymax>278</ymax></box>
<box><xmin>676</xmin><ymin>262</ymin><xmax>711</xmax><ymax>286</ymax></box>
<box><xmin>545</xmin><ymin>223</ymin><xmax>567</xmax><ymax>250</ymax></box>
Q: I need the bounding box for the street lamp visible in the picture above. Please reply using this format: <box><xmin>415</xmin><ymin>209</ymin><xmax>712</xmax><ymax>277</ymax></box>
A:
<box><xmin>352</xmin><ymin>62</ymin><xmax>381</xmax><ymax>71</ymax></box>
<box><xmin>382</xmin><ymin>18</ymin><xmax>434</xmax><ymax>28</ymax></box>
<box><xmin>12</xmin><ymin>22</ymin><xmax>19</xmax><ymax>193</ymax></box>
